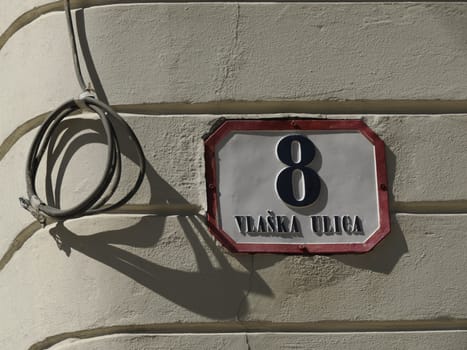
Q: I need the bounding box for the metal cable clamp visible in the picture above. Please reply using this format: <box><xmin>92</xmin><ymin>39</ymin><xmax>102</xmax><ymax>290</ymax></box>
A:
<box><xmin>19</xmin><ymin>195</ymin><xmax>46</xmax><ymax>227</ymax></box>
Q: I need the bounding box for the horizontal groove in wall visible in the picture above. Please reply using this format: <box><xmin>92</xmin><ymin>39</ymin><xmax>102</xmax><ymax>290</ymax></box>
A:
<box><xmin>28</xmin><ymin>320</ymin><xmax>467</xmax><ymax>350</ymax></box>
<box><xmin>0</xmin><ymin>113</ymin><xmax>47</xmax><ymax>162</ymax></box>
<box><xmin>111</xmin><ymin>203</ymin><xmax>202</xmax><ymax>215</ymax></box>
<box><xmin>0</xmin><ymin>221</ymin><xmax>42</xmax><ymax>272</ymax></box>
<box><xmin>1</xmin><ymin>206</ymin><xmax>466</xmax><ymax>273</ymax></box>
<box><xmin>393</xmin><ymin>201</ymin><xmax>467</xmax><ymax>215</ymax></box>
<box><xmin>0</xmin><ymin>1</ymin><xmax>59</xmax><ymax>51</ymax></box>
<box><xmin>112</xmin><ymin>100</ymin><xmax>467</xmax><ymax>115</ymax></box>
<box><xmin>113</xmin><ymin>203</ymin><xmax>467</xmax><ymax>216</ymax></box>
<box><xmin>0</xmin><ymin>201</ymin><xmax>467</xmax><ymax>271</ymax></box>
<box><xmin>0</xmin><ymin>209</ymin><xmax>203</xmax><ymax>273</ymax></box>
<box><xmin>4</xmin><ymin>100</ymin><xmax>467</xmax><ymax>163</ymax></box>
<box><xmin>3</xmin><ymin>1</ymin><xmax>467</xmax><ymax>52</ymax></box>
<box><xmin>0</xmin><ymin>0</ymin><xmax>244</xmax><ymax>51</ymax></box>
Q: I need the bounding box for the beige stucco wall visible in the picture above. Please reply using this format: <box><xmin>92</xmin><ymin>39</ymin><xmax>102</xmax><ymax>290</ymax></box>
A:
<box><xmin>1</xmin><ymin>2</ymin><xmax>467</xmax><ymax>349</ymax></box>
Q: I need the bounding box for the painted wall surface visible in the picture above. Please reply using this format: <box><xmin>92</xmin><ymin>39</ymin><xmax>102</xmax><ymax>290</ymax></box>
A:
<box><xmin>1</xmin><ymin>2</ymin><xmax>467</xmax><ymax>349</ymax></box>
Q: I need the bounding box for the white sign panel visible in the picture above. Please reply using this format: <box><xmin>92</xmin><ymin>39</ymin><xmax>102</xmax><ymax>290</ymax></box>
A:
<box><xmin>205</xmin><ymin>119</ymin><xmax>390</xmax><ymax>253</ymax></box>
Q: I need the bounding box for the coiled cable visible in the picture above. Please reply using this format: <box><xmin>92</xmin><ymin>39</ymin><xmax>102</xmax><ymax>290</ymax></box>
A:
<box><xmin>20</xmin><ymin>0</ymin><xmax>146</xmax><ymax>225</ymax></box>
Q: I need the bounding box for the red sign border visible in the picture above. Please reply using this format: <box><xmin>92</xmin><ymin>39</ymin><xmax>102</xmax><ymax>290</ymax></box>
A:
<box><xmin>204</xmin><ymin>119</ymin><xmax>390</xmax><ymax>254</ymax></box>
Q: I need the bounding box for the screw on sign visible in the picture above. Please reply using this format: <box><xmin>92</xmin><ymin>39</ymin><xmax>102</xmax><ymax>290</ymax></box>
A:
<box><xmin>204</xmin><ymin>119</ymin><xmax>390</xmax><ymax>254</ymax></box>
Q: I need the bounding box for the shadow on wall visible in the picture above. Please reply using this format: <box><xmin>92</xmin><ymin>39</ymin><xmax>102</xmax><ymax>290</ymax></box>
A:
<box><xmin>333</xmin><ymin>148</ymin><xmax>408</xmax><ymax>274</ymax></box>
<box><xmin>40</xmin><ymin>11</ymin><xmax>408</xmax><ymax>320</ymax></box>
<box><xmin>49</xmin><ymin>217</ymin><xmax>274</xmax><ymax>320</ymax></box>
<box><xmin>73</xmin><ymin>5</ymin><xmax>409</xmax><ymax>275</ymax></box>
<box><xmin>333</xmin><ymin>218</ymin><xmax>407</xmax><ymax>274</ymax></box>
<box><xmin>75</xmin><ymin>9</ymin><xmax>109</xmax><ymax>104</ymax></box>
<box><xmin>43</xmin><ymin>118</ymin><xmax>274</xmax><ymax>320</ymax></box>
<box><xmin>43</xmin><ymin>119</ymin><xmax>407</xmax><ymax>321</ymax></box>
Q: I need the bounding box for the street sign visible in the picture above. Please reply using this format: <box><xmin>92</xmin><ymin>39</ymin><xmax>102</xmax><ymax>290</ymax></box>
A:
<box><xmin>204</xmin><ymin>119</ymin><xmax>390</xmax><ymax>254</ymax></box>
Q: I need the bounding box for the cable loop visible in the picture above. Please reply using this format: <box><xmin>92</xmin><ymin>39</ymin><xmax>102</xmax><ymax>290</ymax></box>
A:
<box><xmin>20</xmin><ymin>0</ymin><xmax>146</xmax><ymax>224</ymax></box>
<box><xmin>21</xmin><ymin>98</ymin><xmax>145</xmax><ymax>223</ymax></box>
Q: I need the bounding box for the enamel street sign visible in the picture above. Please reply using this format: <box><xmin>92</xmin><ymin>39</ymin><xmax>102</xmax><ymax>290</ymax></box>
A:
<box><xmin>204</xmin><ymin>119</ymin><xmax>390</xmax><ymax>254</ymax></box>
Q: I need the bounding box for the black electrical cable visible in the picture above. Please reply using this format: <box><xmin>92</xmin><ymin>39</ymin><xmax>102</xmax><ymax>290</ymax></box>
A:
<box><xmin>19</xmin><ymin>0</ymin><xmax>146</xmax><ymax>225</ymax></box>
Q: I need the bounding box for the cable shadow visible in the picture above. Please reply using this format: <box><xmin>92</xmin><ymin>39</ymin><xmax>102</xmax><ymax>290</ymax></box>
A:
<box><xmin>44</xmin><ymin>117</ymin><xmax>190</xmax><ymax>209</ymax></box>
<box><xmin>42</xmin><ymin>117</ymin><xmax>273</xmax><ymax>319</ymax></box>
<box><xmin>50</xmin><ymin>217</ymin><xmax>272</xmax><ymax>319</ymax></box>
<box><xmin>75</xmin><ymin>9</ymin><xmax>109</xmax><ymax>104</ymax></box>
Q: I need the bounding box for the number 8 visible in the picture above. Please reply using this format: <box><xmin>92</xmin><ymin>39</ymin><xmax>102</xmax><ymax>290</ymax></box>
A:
<box><xmin>275</xmin><ymin>134</ymin><xmax>321</xmax><ymax>207</ymax></box>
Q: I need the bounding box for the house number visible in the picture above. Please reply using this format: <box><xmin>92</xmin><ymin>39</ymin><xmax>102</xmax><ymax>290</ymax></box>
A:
<box><xmin>275</xmin><ymin>134</ymin><xmax>321</xmax><ymax>207</ymax></box>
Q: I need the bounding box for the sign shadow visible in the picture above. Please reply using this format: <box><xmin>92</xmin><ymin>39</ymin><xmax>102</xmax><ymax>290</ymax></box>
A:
<box><xmin>332</xmin><ymin>217</ymin><xmax>407</xmax><ymax>274</ymax></box>
<box><xmin>332</xmin><ymin>147</ymin><xmax>407</xmax><ymax>274</ymax></box>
